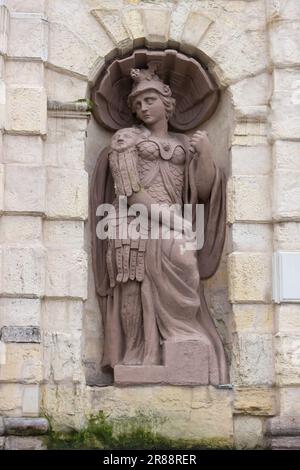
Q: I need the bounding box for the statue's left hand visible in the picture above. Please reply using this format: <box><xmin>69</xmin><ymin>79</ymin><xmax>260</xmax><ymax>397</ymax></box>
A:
<box><xmin>189</xmin><ymin>130</ymin><xmax>211</xmax><ymax>158</ymax></box>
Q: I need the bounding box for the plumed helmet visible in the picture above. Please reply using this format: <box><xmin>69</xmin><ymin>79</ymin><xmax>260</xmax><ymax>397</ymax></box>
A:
<box><xmin>127</xmin><ymin>64</ymin><xmax>172</xmax><ymax>109</ymax></box>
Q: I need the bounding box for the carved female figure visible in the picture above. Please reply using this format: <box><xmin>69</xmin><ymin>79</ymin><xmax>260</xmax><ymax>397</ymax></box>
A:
<box><xmin>91</xmin><ymin>65</ymin><xmax>228</xmax><ymax>385</ymax></box>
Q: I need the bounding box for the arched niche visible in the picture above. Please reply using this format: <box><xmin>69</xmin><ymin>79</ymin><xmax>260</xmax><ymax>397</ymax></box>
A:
<box><xmin>83</xmin><ymin>47</ymin><xmax>234</xmax><ymax>385</ymax></box>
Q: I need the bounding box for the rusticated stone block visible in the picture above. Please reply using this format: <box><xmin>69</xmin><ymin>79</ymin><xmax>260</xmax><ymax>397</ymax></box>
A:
<box><xmin>6</xmin><ymin>86</ymin><xmax>47</xmax><ymax>134</ymax></box>
<box><xmin>3</xmin><ymin>135</ymin><xmax>43</xmax><ymax>165</ymax></box>
<box><xmin>0</xmin><ymin>343</ymin><xmax>42</xmax><ymax>383</ymax></box>
<box><xmin>270</xmin><ymin>21</ymin><xmax>300</xmax><ymax>67</ymax></box>
<box><xmin>266</xmin><ymin>416</ymin><xmax>300</xmax><ymax>437</ymax></box>
<box><xmin>4</xmin><ymin>417</ymin><xmax>48</xmax><ymax>436</ymax></box>
<box><xmin>0</xmin><ymin>298</ymin><xmax>40</xmax><ymax>328</ymax></box>
<box><xmin>46</xmin><ymin>168</ymin><xmax>88</xmax><ymax>220</ymax></box>
<box><xmin>4</xmin><ymin>436</ymin><xmax>46</xmax><ymax>450</ymax></box>
<box><xmin>1</xmin><ymin>326</ymin><xmax>41</xmax><ymax>343</ymax></box>
<box><xmin>268</xmin><ymin>436</ymin><xmax>300</xmax><ymax>450</ymax></box>
<box><xmin>228</xmin><ymin>252</ymin><xmax>272</xmax><ymax>303</ymax></box>
<box><xmin>273</xmin><ymin>170</ymin><xmax>300</xmax><ymax>221</ymax></box>
<box><xmin>2</xmin><ymin>246</ymin><xmax>45</xmax><ymax>296</ymax></box>
<box><xmin>232</xmin><ymin>333</ymin><xmax>274</xmax><ymax>386</ymax></box>
<box><xmin>8</xmin><ymin>13</ymin><xmax>48</xmax><ymax>60</ymax></box>
<box><xmin>275</xmin><ymin>334</ymin><xmax>300</xmax><ymax>385</ymax></box>
<box><xmin>227</xmin><ymin>176</ymin><xmax>271</xmax><ymax>223</ymax></box>
<box><xmin>7</xmin><ymin>1</ymin><xmax>46</xmax><ymax>13</ymax></box>
<box><xmin>234</xmin><ymin>387</ymin><xmax>277</xmax><ymax>416</ymax></box>
<box><xmin>4</xmin><ymin>165</ymin><xmax>45</xmax><ymax>213</ymax></box>
<box><xmin>45</xmin><ymin>249</ymin><xmax>88</xmax><ymax>299</ymax></box>
<box><xmin>234</xmin><ymin>416</ymin><xmax>264</xmax><ymax>450</ymax></box>
<box><xmin>279</xmin><ymin>387</ymin><xmax>300</xmax><ymax>415</ymax></box>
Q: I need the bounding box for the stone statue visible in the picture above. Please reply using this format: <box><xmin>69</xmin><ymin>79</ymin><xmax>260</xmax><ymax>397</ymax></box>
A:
<box><xmin>91</xmin><ymin>62</ymin><xmax>228</xmax><ymax>385</ymax></box>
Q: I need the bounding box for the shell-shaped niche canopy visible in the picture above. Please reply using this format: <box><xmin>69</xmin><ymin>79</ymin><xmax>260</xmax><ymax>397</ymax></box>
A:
<box><xmin>92</xmin><ymin>49</ymin><xmax>220</xmax><ymax>132</ymax></box>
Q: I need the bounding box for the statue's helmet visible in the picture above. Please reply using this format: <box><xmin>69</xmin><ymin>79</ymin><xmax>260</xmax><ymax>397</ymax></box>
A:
<box><xmin>127</xmin><ymin>64</ymin><xmax>172</xmax><ymax>109</ymax></box>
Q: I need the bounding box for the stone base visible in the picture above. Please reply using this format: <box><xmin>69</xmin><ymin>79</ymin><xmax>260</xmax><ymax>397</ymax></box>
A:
<box><xmin>88</xmin><ymin>384</ymin><xmax>234</xmax><ymax>444</ymax></box>
<box><xmin>115</xmin><ymin>340</ymin><xmax>210</xmax><ymax>385</ymax></box>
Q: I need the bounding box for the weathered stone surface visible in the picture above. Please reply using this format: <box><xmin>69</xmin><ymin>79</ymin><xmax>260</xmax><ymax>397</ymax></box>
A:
<box><xmin>42</xmin><ymin>383</ymin><xmax>89</xmax><ymax>431</ymax></box>
<box><xmin>0</xmin><ymin>416</ymin><xmax>4</xmax><ymax>436</ymax></box>
<box><xmin>273</xmin><ymin>170</ymin><xmax>300</xmax><ymax>220</ymax></box>
<box><xmin>4</xmin><ymin>417</ymin><xmax>48</xmax><ymax>436</ymax></box>
<box><xmin>233</xmin><ymin>304</ymin><xmax>274</xmax><ymax>334</ymax></box>
<box><xmin>231</xmin><ymin>73</ymin><xmax>270</xmax><ymax>120</ymax></box>
<box><xmin>4</xmin><ymin>436</ymin><xmax>46</xmax><ymax>450</ymax></box>
<box><xmin>0</xmin><ymin>298</ymin><xmax>40</xmax><ymax>328</ymax></box>
<box><xmin>234</xmin><ymin>387</ymin><xmax>277</xmax><ymax>416</ymax></box>
<box><xmin>48</xmin><ymin>22</ymin><xmax>100</xmax><ymax>78</ymax></box>
<box><xmin>232</xmin><ymin>122</ymin><xmax>268</xmax><ymax>146</ymax></box>
<box><xmin>227</xmin><ymin>176</ymin><xmax>271</xmax><ymax>223</ymax></box>
<box><xmin>232</xmin><ymin>333</ymin><xmax>274</xmax><ymax>386</ymax></box>
<box><xmin>92</xmin><ymin>9</ymin><xmax>131</xmax><ymax>47</ymax></box>
<box><xmin>266</xmin><ymin>416</ymin><xmax>300</xmax><ymax>437</ymax></box>
<box><xmin>45</xmin><ymin>249</ymin><xmax>87</xmax><ymax>299</ymax></box>
<box><xmin>45</xmin><ymin>68</ymin><xmax>88</xmax><ymax>102</ymax></box>
<box><xmin>2</xmin><ymin>246</ymin><xmax>45</xmax><ymax>296</ymax></box>
<box><xmin>275</xmin><ymin>334</ymin><xmax>300</xmax><ymax>385</ymax></box>
<box><xmin>43</xmin><ymin>300</ymin><xmax>83</xmax><ymax>334</ymax></box>
<box><xmin>46</xmin><ymin>168</ymin><xmax>88</xmax><ymax>220</ymax></box>
<box><xmin>271</xmin><ymin>69</ymin><xmax>300</xmax><ymax>140</ymax></box>
<box><xmin>234</xmin><ymin>416</ymin><xmax>264</xmax><ymax>449</ymax></box>
<box><xmin>231</xmin><ymin>145</ymin><xmax>271</xmax><ymax>176</ymax></box>
<box><xmin>3</xmin><ymin>135</ymin><xmax>43</xmax><ymax>165</ymax></box>
<box><xmin>1</xmin><ymin>326</ymin><xmax>40</xmax><ymax>343</ymax></box>
<box><xmin>89</xmin><ymin>385</ymin><xmax>233</xmax><ymax>442</ymax></box>
<box><xmin>266</xmin><ymin>0</ymin><xmax>300</xmax><ymax>21</ymax></box>
<box><xmin>0</xmin><ymin>343</ymin><xmax>42</xmax><ymax>383</ymax></box>
<box><xmin>6</xmin><ymin>87</ymin><xmax>47</xmax><ymax>134</ymax></box>
<box><xmin>268</xmin><ymin>436</ymin><xmax>300</xmax><ymax>450</ymax></box>
<box><xmin>143</xmin><ymin>8</ymin><xmax>171</xmax><ymax>46</ymax></box>
<box><xmin>45</xmin><ymin>118</ymin><xmax>86</xmax><ymax>169</ymax></box>
<box><xmin>43</xmin><ymin>300</ymin><xmax>84</xmax><ymax>383</ymax></box>
<box><xmin>228</xmin><ymin>253</ymin><xmax>272</xmax><ymax>303</ymax></box>
<box><xmin>4</xmin><ymin>165</ymin><xmax>45</xmax><ymax>213</ymax></box>
<box><xmin>48</xmin><ymin>0</ymin><xmax>115</xmax><ymax>57</ymax></box>
<box><xmin>6</xmin><ymin>0</ymin><xmax>46</xmax><ymax>13</ymax></box>
<box><xmin>270</xmin><ymin>21</ymin><xmax>300</xmax><ymax>67</ymax></box>
<box><xmin>274</xmin><ymin>222</ymin><xmax>300</xmax><ymax>250</ymax></box>
<box><xmin>8</xmin><ymin>14</ymin><xmax>48</xmax><ymax>60</ymax></box>
<box><xmin>276</xmin><ymin>304</ymin><xmax>300</xmax><ymax>333</ymax></box>
<box><xmin>0</xmin><ymin>164</ymin><xmax>4</xmax><ymax>212</ymax></box>
<box><xmin>181</xmin><ymin>11</ymin><xmax>213</xmax><ymax>48</ymax></box>
<box><xmin>0</xmin><ymin>216</ymin><xmax>42</xmax><ymax>243</ymax></box>
<box><xmin>279</xmin><ymin>387</ymin><xmax>300</xmax><ymax>415</ymax></box>
<box><xmin>22</xmin><ymin>384</ymin><xmax>40</xmax><ymax>416</ymax></box>
<box><xmin>5</xmin><ymin>60</ymin><xmax>44</xmax><ymax>87</ymax></box>
<box><xmin>273</xmin><ymin>141</ymin><xmax>300</xmax><ymax>171</ymax></box>
<box><xmin>208</xmin><ymin>29</ymin><xmax>268</xmax><ymax>85</ymax></box>
<box><xmin>122</xmin><ymin>8</ymin><xmax>145</xmax><ymax>40</ymax></box>
<box><xmin>231</xmin><ymin>224</ymin><xmax>273</xmax><ymax>252</ymax></box>
<box><xmin>0</xmin><ymin>384</ymin><xmax>23</xmax><ymax>416</ymax></box>
<box><xmin>43</xmin><ymin>220</ymin><xmax>84</xmax><ymax>248</ymax></box>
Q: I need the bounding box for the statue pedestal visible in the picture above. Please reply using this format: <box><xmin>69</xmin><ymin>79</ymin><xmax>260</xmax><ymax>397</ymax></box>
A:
<box><xmin>114</xmin><ymin>340</ymin><xmax>211</xmax><ymax>385</ymax></box>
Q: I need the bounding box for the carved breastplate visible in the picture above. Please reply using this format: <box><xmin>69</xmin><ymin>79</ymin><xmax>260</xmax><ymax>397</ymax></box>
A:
<box><xmin>136</xmin><ymin>140</ymin><xmax>186</xmax><ymax>205</ymax></box>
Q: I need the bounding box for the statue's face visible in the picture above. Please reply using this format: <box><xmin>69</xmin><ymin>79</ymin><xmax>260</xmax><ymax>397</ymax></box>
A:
<box><xmin>132</xmin><ymin>91</ymin><xmax>166</xmax><ymax>125</ymax></box>
<box><xmin>111</xmin><ymin>129</ymin><xmax>137</xmax><ymax>151</ymax></box>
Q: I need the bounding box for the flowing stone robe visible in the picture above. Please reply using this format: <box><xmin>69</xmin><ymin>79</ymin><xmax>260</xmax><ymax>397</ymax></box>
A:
<box><xmin>91</xmin><ymin>131</ymin><xmax>228</xmax><ymax>385</ymax></box>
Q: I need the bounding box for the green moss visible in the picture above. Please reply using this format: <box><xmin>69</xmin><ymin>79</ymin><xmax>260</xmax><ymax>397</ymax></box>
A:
<box><xmin>46</xmin><ymin>411</ymin><xmax>233</xmax><ymax>450</ymax></box>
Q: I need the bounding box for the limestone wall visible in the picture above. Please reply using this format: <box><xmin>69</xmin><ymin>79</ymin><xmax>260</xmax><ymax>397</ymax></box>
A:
<box><xmin>0</xmin><ymin>0</ymin><xmax>299</xmax><ymax>450</ymax></box>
